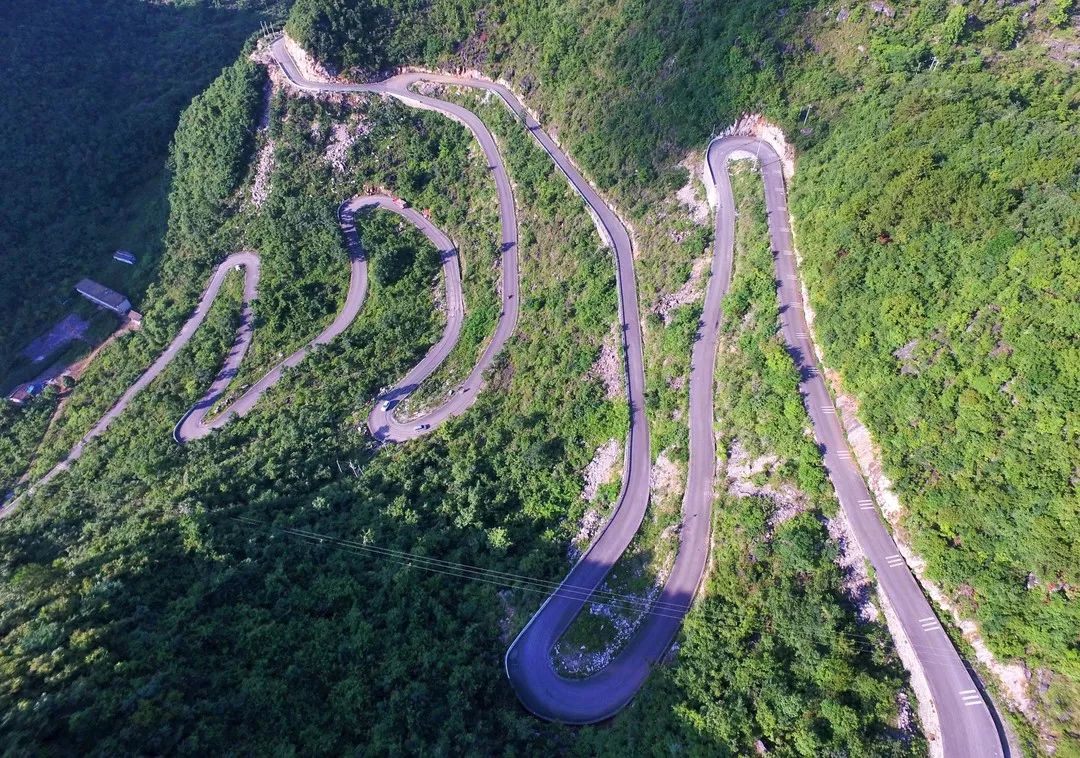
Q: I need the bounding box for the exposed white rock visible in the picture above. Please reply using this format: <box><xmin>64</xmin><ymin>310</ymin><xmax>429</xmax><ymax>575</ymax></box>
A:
<box><xmin>825</xmin><ymin>507</ymin><xmax>881</xmax><ymax>623</ymax></box>
<box><xmin>655</xmin><ymin>256</ymin><xmax>710</xmax><ymax>325</ymax></box>
<box><xmin>895</xmin><ymin>691</ymin><xmax>918</xmax><ymax>744</ymax></box>
<box><xmin>590</xmin><ymin>324</ymin><xmax>623</xmax><ymax>400</ymax></box>
<box><xmin>568</xmin><ymin>508</ymin><xmax>602</xmax><ymax>564</ymax></box>
<box><xmin>582</xmin><ymin>438</ymin><xmax>621</xmax><ymax>503</ymax></box>
<box><xmin>676</xmin><ymin>153</ymin><xmax>711</xmax><ymax>225</ymax></box>
<box><xmin>870</xmin><ymin>0</ymin><xmax>896</xmax><ymax>18</ymax></box>
<box><xmin>568</xmin><ymin>439</ymin><xmax>623</xmax><ymax>563</ymax></box>
<box><xmin>713</xmin><ymin>113</ymin><xmax>797</xmax><ymax>181</ymax></box>
<box><xmin>250</xmin><ymin>140</ymin><xmax>275</xmax><ymax>208</ymax></box>
<box><xmin>650</xmin><ymin>450</ymin><xmax>682</xmax><ymax>501</ymax></box>
<box><xmin>283</xmin><ymin>34</ymin><xmax>339</xmax><ymax>83</ymax></box>
<box><xmin>324</xmin><ymin>118</ymin><xmax>371</xmax><ymax>173</ymax></box>
<box><xmin>552</xmin><ymin>578</ymin><xmax>662</xmax><ymax>676</ymax></box>
<box><xmin>725</xmin><ymin>439</ymin><xmax>810</xmax><ymax>529</ymax></box>
<box><xmin>245</xmin><ymin>61</ymin><xmax>277</xmax><ymax>210</ymax></box>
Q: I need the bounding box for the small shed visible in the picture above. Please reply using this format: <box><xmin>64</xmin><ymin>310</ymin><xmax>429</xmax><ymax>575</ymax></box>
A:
<box><xmin>113</xmin><ymin>250</ymin><xmax>136</xmax><ymax>265</ymax></box>
<box><xmin>8</xmin><ymin>383</ymin><xmax>42</xmax><ymax>405</ymax></box>
<box><xmin>75</xmin><ymin>279</ymin><xmax>131</xmax><ymax>315</ymax></box>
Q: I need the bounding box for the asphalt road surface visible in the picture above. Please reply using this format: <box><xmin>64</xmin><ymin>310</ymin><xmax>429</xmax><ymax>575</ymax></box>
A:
<box><xmin>2</xmin><ymin>35</ymin><xmax>1009</xmax><ymax>756</ymax></box>
<box><xmin>270</xmin><ymin>38</ymin><xmax>522</xmax><ymax>445</ymax></box>
<box><xmin>361</xmin><ymin>198</ymin><xmax>473</xmax><ymax>441</ymax></box>
<box><xmin>708</xmin><ymin>135</ymin><xmax>1007</xmax><ymax>758</ymax></box>
<box><xmin>279</xmin><ymin>36</ymin><xmax>661</xmax><ymax>724</ymax></box>
<box><xmin>1</xmin><ymin>251</ymin><xmax>263</xmax><ymax>516</ymax></box>
<box><xmin>176</xmin><ymin>196</ymin><xmax>436</xmax><ymax>443</ymax></box>
<box><xmin>2</xmin><ymin>194</ymin><xmax>463</xmax><ymax>513</ymax></box>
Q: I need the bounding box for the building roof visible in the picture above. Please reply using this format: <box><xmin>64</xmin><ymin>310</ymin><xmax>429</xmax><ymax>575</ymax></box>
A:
<box><xmin>75</xmin><ymin>278</ymin><xmax>129</xmax><ymax>310</ymax></box>
<box><xmin>7</xmin><ymin>382</ymin><xmax>42</xmax><ymax>404</ymax></box>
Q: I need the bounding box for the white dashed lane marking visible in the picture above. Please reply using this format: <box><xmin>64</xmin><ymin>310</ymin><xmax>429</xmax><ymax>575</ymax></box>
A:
<box><xmin>885</xmin><ymin>553</ymin><xmax>906</xmax><ymax>568</ymax></box>
<box><xmin>961</xmin><ymin>690</ymin><xmax>985</xmax><ymax>706</ymax></box>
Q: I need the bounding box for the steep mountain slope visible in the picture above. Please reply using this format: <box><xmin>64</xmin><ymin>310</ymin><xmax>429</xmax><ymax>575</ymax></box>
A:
<box><xmin>288</xmin><ymin>0</ymin><xmax>1080</xmax><ymax>750</ymax></box>
<box><xmin>1</xmin><ymin>0</ymin><xmax>1075</xmax><ymax>752</ymax></box>
<box><xmin>1</xmin><ymin>37</ymin><xmax>918</xmax><ymax>754</ymax></box>
<box><xmin>0</xmin><ymin>0</ymin><xmax>287</xmax><ymax>380</ymax></box>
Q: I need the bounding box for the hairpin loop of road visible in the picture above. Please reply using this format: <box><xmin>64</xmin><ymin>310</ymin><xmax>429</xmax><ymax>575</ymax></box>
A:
<box><xmin>1</xmin><ymin>34</ymin><xmax>1008</xmax><ymax>758</ymax></box>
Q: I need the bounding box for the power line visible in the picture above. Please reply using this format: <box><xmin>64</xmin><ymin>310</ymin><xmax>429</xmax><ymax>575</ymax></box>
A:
<box><xmin>235</xmin><ymin>517</ymin><xmax>693</xmax><ymax>619</ymax></box>
<box><xmin>239</xmin><ymin>517</ymin><xmax>697</xmax><ymax>615</ymax></box>
<box><xmin>233</xmin><ymin>517</ymin><xmax>980</xmax><ymax>673</ymax></box>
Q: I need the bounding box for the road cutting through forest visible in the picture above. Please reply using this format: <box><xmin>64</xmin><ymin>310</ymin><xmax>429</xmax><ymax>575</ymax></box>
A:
<box><xmin>272</xmin><ymin>39</ymin><xmax>1010</xmax><ymax>755</ymax></box>
<box><xmin>1</xmin><ymin>34</ymin><xmax>1009</xmax><ymax>757</ymax></box>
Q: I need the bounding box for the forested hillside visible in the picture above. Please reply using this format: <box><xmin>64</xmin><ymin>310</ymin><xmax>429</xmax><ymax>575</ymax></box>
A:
<box><xmin>2</xmin><ymin>0</ymin><xmax>1076</xmax><ymax>753</ymax></box>
<box><xmin>0</xmin><ymin>0</ymin><xmax>287</xmax><ymax>380</ymax></box>
<box><xmin>1</xmin><ymin>30</ymin><xmax>924</xmax><ymax>753</ymax></box>
<box><xmin>285</xmin><ymin>0</ymin><xmax>1080</xmax><ymax>750</ymax></box>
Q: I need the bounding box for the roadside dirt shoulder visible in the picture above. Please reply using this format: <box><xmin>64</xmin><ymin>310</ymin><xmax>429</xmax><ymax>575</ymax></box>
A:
<box><xmin>761</xmin><ymin>114</ymin><xmax>1036</xmax><ymax>751</ymax></box>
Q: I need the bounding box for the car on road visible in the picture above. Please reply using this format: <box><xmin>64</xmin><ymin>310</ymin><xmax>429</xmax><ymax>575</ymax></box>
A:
<box><xmin>381</xmin><ymin>399</ymin><xmax>393</xmax><ymax>411</ymax></box>
<box><xmin>414</xmin><ymin>424</ymin><xmax>429</xmax><ymax>431</ymax></box>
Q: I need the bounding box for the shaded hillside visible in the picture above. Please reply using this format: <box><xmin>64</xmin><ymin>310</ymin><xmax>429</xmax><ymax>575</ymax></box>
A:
<box><xmin>289</xmin><ymin>0</ymin><xmax>1080</xmax><ymax>751</ymax></box>
<box><xmin>0</xmin><ymin>0</ymin><xmax>287</xmax><ymax>377</ymax></box>
<box><xmin>0</xmin><ymin>43</ymin><xmax>917</xmax><ymax>753</ymax></box>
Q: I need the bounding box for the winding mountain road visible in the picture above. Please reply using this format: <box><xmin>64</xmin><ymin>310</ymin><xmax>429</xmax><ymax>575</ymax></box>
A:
<box><xmin>2</xmin><ymin>34</ymin><xmax>1007</xmax><ymax>756</ymax></box>
<box><xmin>175</xmin><ymin>195</ymin><xmax>460</xmax><ymax>444</ymax></box>
<box><xmin>270</xmin><ymin>38</ymin><xmax>523</xmax><ymax>444</ymax></box>
<box><xmin>707</xmin><ymin>136</ymin><xmax>1007</xmax><ymax>758</ymax></box>
<box><xmin>271</xmin><ymin>37</ymin><xmax>676</xmax><ymax>723</ymax></box>
<box><xmin>1</xmin><ymin>251</ymin><xmax>268</xmax><ymax>509</ymax></box>
<box><xmin>2</xmin><ymin>194</ymin><xmax>465</xmax><ymax>514</ymax></box>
